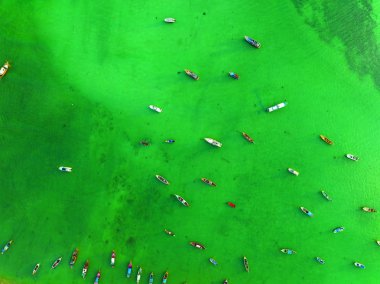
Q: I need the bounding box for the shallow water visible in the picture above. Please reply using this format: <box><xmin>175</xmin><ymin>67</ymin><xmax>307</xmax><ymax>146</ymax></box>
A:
<box><xmin>1</xmin><ymin>0</ymin><xmax>380</xmax><ymax>283</ymax></box>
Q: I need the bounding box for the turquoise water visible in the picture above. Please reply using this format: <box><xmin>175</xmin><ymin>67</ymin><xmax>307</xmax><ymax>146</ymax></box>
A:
<box><xmin>1</xmin><ymin>0</ymin><xmax>380</xmax><ymax>283</ymax></box>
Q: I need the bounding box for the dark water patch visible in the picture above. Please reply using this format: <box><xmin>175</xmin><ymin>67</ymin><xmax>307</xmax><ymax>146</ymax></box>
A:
<box><xmin>292</xmin><ymin>0</ymin><xmax>380</xmax><ymax>89</ymax></box>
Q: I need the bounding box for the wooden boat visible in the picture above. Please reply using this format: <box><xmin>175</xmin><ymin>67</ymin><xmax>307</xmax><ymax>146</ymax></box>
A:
<box><xmin>82</xmin><ymin>260</ymin><xmax>89</xmax><ymax>278</ymax></box>
<box><xmin>136</xmin><ymin>266</ymin><xmax>142</xmax><ymax>283</ymax></box>
<box><xmin>32</xmin><ymin>263</ymin><xmax>40</xmax><ymax>276</ymax></box>
<box><xmin>58</xmin><ymin>166</ymin><xmax>72</xmax><ymax>172</ymax></box>
<box><xmin>243</xmin><ymin>256</ymin><xmax>249</xmax><ymax>272</ymax></box>
<box><xmin>332</xmin><ymin>226</ymin><xmax>344</xmax><ymax>233</ymax></box>
<box><xmin>127</xmin><ymin>260</ymin><xmax>133</xmax><ymax>278</ymax></box>
<box><xmin>149</xmin><ymin>105</ymin><xmax>162</xmax><ymax>113</ymax></box>
<box><xmin>0</xmin><ymin>61</ymin><xmax>10</xmax><ymax>78</ymax></box>
<box><xmin>174</xmin><ymin>194</ymin><xmax>190</xmax><ymax>207</ymax></box>
<box><xmin>204</xmin><ymin>138</ymin><xmax>222</xmax><ymax>147</ymax></box>
<box><xmin>346</xmin><ymin>154</ymin><xmax>359</xmax><ymax>161</ymax></box>
<box><xmin>110</xmin><ymin>250</ymin><xmax>116</xmax><ymax>267</ymax></box>
<box><xmin>300</xmin><ymin>207</ymin><xmax>313</xmax><ymax>217</ymax></box>
<box><xmin>242</xmin><ymin>132</ymin><xmax>254</xmax><ymax>143</ymax></box>
<box><xmin>288</xmin><ymin>168</ymin><xmax>299</xmax><ymax>176</ymax></box>
<box><xmin>227</xmin><ymin>202</ymin><xmax>236</xmax><ymax>208</ymax></box>
<box><xmin>280</xmin><ymin>249</ymin><xmax>296</xmax><ymax>255</ymax></box>
<box><xmin>190</xmin><ymin>241</ymin><xmax>206</xmax><ymax>250</ymax></box>
<box><xmin>321</xmin><ymin>190</ymin><xmax>332</xmax><ymax>201</ymax></box>
<box><xmin>354</xmin><ymin>262</ymin><xmax>365</xmax><ymax>269</ymax></box>
<box><xmin>164</xmin><ymin>229</ymin><xmax>175</xmax><ymax>237</ymax></box>
<box><xmin>51</xmin><ymin>257</ymin><xmax>62</xmax><ymax>269</ymax></box>
<box><xmin>201</xmin><ymin>177</ymin><xmax>216</xmax><ymax>187</ymax></box>
<box><xmin>156</xmin><ymin>175</ymin><xmax>170</xmax><ymax>185</ymax></box>
<box><xmin>184</xmin><ymin>69</ymin><xmax>199</xmax><ymax>80</ymax></box>
<box><xmin>164</xmin><ymin>18</ymin><xmax>176</xmax><ymax>23</ymax></box>
<box><xmin>315</xmin><ymin>257</ymin><xmax>325</xmax><ymax>264</ymax></box>
<box><xmin>94</xmin><ymin>271</ymin><xmax>101</xmax><ymax>283</ymax></box>
<box><xmin>69</xmin><ymin>248</ymin><xmax>79</xmax><ymax>268</ymax></box>
<box><xmin>267</xmin><ymin>102</ymin><xmax>287</xmax><ymax>112</ymax></box>
<box><xmin>209</xmin><ymin>258</ymin><xmax>218</xmax><ymax>265</ymax></box>
<box><xmin>1</xmin><ymin>240</ymin><xmax>13</xmax><ymax>254</ymax></box>
<box><xmin>362</xmin><ymin>207</ymin><xmax>376</xmax><ymax>213</ymax></box>
<box><xmin>149</xmin><ymin>272</ymin><xmax>154</xmax><ymax>284</ymax></box>
<box><xmin>162</xmin><ymin>271</ymin><xmax>168</xmax><ymax>284</ymax></box>
<box><xmin>319</xmin><ymin>135</ymin><xmax>333</xmax><ymax>145</ymax></box>
<box><xmin>244</xmin><ymin>36</ymin><xmax>261</xmax><ymax>48</ymax></box>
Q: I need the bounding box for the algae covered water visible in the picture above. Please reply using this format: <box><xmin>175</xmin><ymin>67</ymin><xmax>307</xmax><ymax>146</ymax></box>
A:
<box><xmin>1</xmin><ymin>0</ymin><xmax>380</xmax><ymax>283</ymax></box>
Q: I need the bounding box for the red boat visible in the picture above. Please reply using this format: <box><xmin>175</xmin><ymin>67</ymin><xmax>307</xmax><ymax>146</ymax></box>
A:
<box><xmin>190</xmin><ymin>242</ymin><xmax>206</xmax><ymax>250</ymax></box>
<box><xmin>227</xmin><ymin>202</ymin><xmax>236</xmax><ymax>208</ymax></box>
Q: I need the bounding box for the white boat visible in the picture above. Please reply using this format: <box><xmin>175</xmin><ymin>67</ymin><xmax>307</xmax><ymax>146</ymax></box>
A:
<box><xmin>321</xmin><ymin>190</ymin><xmax>332</xmax><ymax>201</ymax></box>
<box><xmin>58</xmin><ymin>166</ymin><xmax>72</xmax><ymax>172</ymax></box>
<box><xmin>354</xmin><ymin>262</ymin><xmax>365</xmax><ymax>269</ymax></box>
<box><xmin>0</xmin><ymin>61</ymin><xmax>10</xmax><ymax>78</ymax></box>
<box><xmin>164</xmin><ymin>18</ymin><xmax>176</xmax><ymax>23</ymax></box>
<box><xmin>288</xmin><ymin>168</ymin><xmax>299</xmax><ymax>176</ymax></box>
<box><xmin>32</xmin><ymin>263</ymin><xmax>40</xmax><ymax>276</ymax></box>
<box><xmin>266</xmin><ymin>102</ymin><xmax>287</xmax><ymax>112</ymax></box>
<box><xmin>204</xmin><ymin>138</ymin><xmax>222</xmax><ymax>148</ymax></box>
<box><xmin>174</xmin><ymin>194</ymin><xmax>190</xmax><ymax>206</ymax></box>
<box><xmin>149</xmin><ymin>105</ymin><xmax>162</xmax><ymax>113</ymax></box>
<box><xmin>346</xmin><ymin>154</ymin><xmax>359</xmax><ymax>161</ymax></box>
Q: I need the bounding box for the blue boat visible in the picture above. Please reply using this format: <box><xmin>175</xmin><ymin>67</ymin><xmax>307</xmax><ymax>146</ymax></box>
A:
<box><xmin>1</xmin><ymin>240</ymin><xmax>13</xmax><ymax>254</ymax></box>
<box><xmin>354</xmin><ymin>262</ymin><xmax>365</xmax><ymax>269</ymax></box>
<box><xmin>281</xmin><ymin>249</ymin><xmax>296</xmax><ymax>255</ymax></box>
<box><xmin>315</xmin><ymin>257</ymin><xmax>325</xmax><ymax>264</ymax></box>
<box><xmin>209</xmin><ymin>258</ymin><xmax>217</xmax><ymax>265</ymax></box>
<box><xmin>244</xmin><ymin>36</ymin><xmax>261</xmax><ymax>48</ymax></box>
<box><xmin>126</xmin><ymin>260</ymin><xmax>132</xmax><ymax>278</ymax></box>
<box><xmin>333</xmin><ymin>226</ymin><xmax>345</xmax><ymax>233</ymax></box>
<box><xmin>149</xmin><ymin>272</ymin><xmax>154</xmax><ymax>283</ymax></box>
<box><xmin>300</xmin><ymin>207</ymin><xmax>313</xmax><ymax>217</ymax></box>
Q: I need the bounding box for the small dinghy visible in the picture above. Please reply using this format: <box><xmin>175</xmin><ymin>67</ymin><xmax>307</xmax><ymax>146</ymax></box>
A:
<box><xmin>315</xmin><ymin>257</ymin><xmax>325</xmax><ymax>264</ymax></box>
<box><xmin>164</xmin><ymin>18</ymin><xmax>176</xmax><ymax>23</ymax></box>
<box><xmin>149</xmin><ymin>105</ymin><xmax>162</xmax><ymax>113</ymax></box>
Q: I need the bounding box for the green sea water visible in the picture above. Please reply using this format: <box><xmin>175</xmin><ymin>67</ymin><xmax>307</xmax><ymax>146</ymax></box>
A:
<box><xmin>1</xmin><ymin>0</ymin><xmax>380</xmax><ymax>283</ymax></box>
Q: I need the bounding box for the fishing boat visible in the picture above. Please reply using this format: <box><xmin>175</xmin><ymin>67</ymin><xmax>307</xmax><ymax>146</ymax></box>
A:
<box><xmin>315</xmin><ymin>257</ymin><xmax>325</xmax><ymax>264</ymax></box>
<box><xmin>58</xmin><ymin>166</ymin><xmax>72</xmax><ymax>172</ymax></box>
<box><xmin>156</xmin><ymin>175</ymin><xmax>170</xmax><ymax>185</ymax></box>
<box><xmin>110</xmin><ymin>250</ymin><xmax>116</xmax><ymax>267</ymax></box>
<box><xmin>333</xmin><ymin>226</ymin><xmax>344</xmax><ymax>233</ymax></box>
<box><xmin>127</xmin><ymin>260</ymin><xmax>133</xmax><ymax>278</ymax></box>
<box><xmin>149</xmin><ymin>272</ymin><xmax>154</xmax><ymax>284</ymax></box>
<box><xmin>266</xmin><ymin>102</ymin><xmax>287</xmax><ymax>112</ymax></box>
<box><xmin>0</xmin><ymin>61</ymin><xmax>10</xmax><ymax>78</ymax></box>
<box><xmin>362</xmin><ymin>207</ymin><xmax>376</xmax><ymax>213</ymax></box>
<box><xmin>184</xmin><ymin>69</ymin><xmax>199</xmax><ymax>80</ymax></box>
<box><xmin>164</xmin><ymin>139</ymin><xmax>175</xmax><ymax>143</ymax></box>
<box><xmin>354</xmin><ymin>262</ymin><xmax>365</xmax><ymax>269</ymax></box>
<box><xmin>243</xmin><ymin>256</ymin><xmax>249</xmax><ymax>272</ymax></box>
<box><xmin>94</xmin><ymin>271</ymin><xmax>101</xmax><ymax>283</ymax></box>
<box><xmin>321</xmin><ymin>190</ymin><xmax>332</xmax><ymax>201</ymax></box>
<box><xmin>162</xmin><ymin>271</ymin><xmax>168</xmax><ymax>284</ymax></box>
<box><xmin>244</xmin><ymin>36</ymin><xmax>261</xmax><ymax>48</ymax></box>
<box><xmin>288</xmin><ymin>168</ymin><xmax>299</xmax><ymax>176</ymax></box>
<box><xmin>82</xmin><ymin>260</ymin><xmax>89</xmax><ymax>278</ymax></box>
<box><xmin>164</xmin><ymin>18</ymin><xmax>176</xmax><ymax>23</ymax></box>
<box><xmin>174</xmin><ymin>194</ymin><xmax>190</xmax><ymax>206</ymax></box>
<box><xmin>136</xmin><ymin>266</ymin><xmax>142</xmax><ymax>283</ymax></box>
<box><xmin>209</xmin><ymin>258</ymin><xmax>218</xmax><ymax>265</ymax></box>
<box><xmin>280</xmin><ymin>249</ymin><xmax>296</xmax><ymax>255</ymax></box>
<box><xmin>32</xmin><ymin>263</ymin><xmax>40</xmax><ymax>276</ymax></box>
<box><xmin>201</xmin><ymin>177</ymin><xmax>216</xmax><ymax>186</ymax></box>
<box><xmin>51</xmin><ymin>257</ymin><xmax>62</xmax><ymax>269</ymax></box>
<box><xmin>346</xmin><ymin>154</ymin><xmax>359</xmax><ymax>161</ymax></box>
<box><xmin>69</xmin><ymin>248</ymin><xmax>79</xmax><ymax>268</ymax></box>
<box><xmin>1</xmin><ymin>240</ymin><xmax>13</xmax><ymax>254</ymax></box>
<box><xmin>149</xmin><ymin>105</ymin><xmax>162</xmax><ymax>113</ymax></box>
<box><xmin>227</xmin><ymin>202</ymin><xmax>236</xmax><ymax>208</ymax></box>
<box><xmin>300</xmin><ymin>207</ymin><xmax>313</xmax><ymax>217</ymax></box>
<box><xmin>190</xmin><ymin>241</ymin><xmax>206</xmax><ymax>250</ymax></box>
<box><xmin>204</xmin><ymin>138</ymin><xmax>222</xmax><ymax>147</ymax></box>
<box><xmin>242</xmin><ymin>132</ymin><xmax>254</xmax><ymax>143</ymax></box>
<box><xmin>164</xmin><ymin>229</ymin><xmax>175</xmax><ymax>237</ymax></box>
<box><xmin>319</xmin><ymin>135</ymin><xmax>333</xmax><ymax>145</ymax></box>
<box><xmin>228</xmin><ymin>72</ymin><xmax>239</xmax><ymax>79</ymax></box>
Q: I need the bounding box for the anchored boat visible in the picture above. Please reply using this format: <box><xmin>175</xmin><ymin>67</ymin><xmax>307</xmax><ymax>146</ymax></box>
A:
<box><xmin>244</xmin><ymin>36</ymin><xmax>261</xmax><ymax>48</ymax></box>
<box><xmin>156</xmin><ymin>175</ymin><xmax>170</xmax><ymax>185</ymax></box>
<box><xmin>82</xmin><ymin>260</ymin><xmax>89</xmax><ymax>278</ymax></box>
<box><xmin>267</xmin><ymin>102</ymin><xmax>287</xmax><ymax>112</ymax></box>
<box><xmin>204</xmin><ymin>138</ymin><xmax>222</xmax><ymax>147</ymax></box>
<box><xmin>190</xmin><ymin>242</ymin><xmax>206</xmax><ymax>250</ymax></box>
<box><xmin>243</xmin><ymin>256</ymin><xmax>249</xmax><ymax>272</ymax></box>
<box><xmin>184</xmin><ymin>69</ymin><xmax>199</xmax><ymax>80</ymax></box>
<box><xmin>69</xmin><ymin>248</ymin><xmax>79</xmax><ymax>268</ymax></box>
<box><xmin>300</xmin><ymin>207</ymin><xmax>313</xmax><ymax>217</ymax></box>
<box><xmin>0</xmin><ymin>61</ymin><xmax>10</xmax><ymax>78</ymax></box>
<box><xmin>201</xmin><ymin>178</ymin><xmax>216</xmax><ymax>186</ymax></box>
<box><xmin>346</xmin><ymin>154</ymin><xmax>359</xmax><ymax>161</ymax></box>
<box><xmin>281</xmin><ymin>249</ymin><xmax>296</xmax><ymax>255</ymax></box>
<box><xmin>288</xmin><ymin>168</ymin><xmax>299</xmax><ymax>176</ymax></box>
<box><xmin>164</xmin><ymin>18</ymin><xmax>176</xmax><ymax>23</ymax></box>
<box><xmin>320</xmin><ymin>135</ymin><xmax>333</xmax><ymax>145</ymax></box>
<box><xmin>174</xmin><ymin>194</ymin><xmax>190</xmax><ymax>207</ymax></box>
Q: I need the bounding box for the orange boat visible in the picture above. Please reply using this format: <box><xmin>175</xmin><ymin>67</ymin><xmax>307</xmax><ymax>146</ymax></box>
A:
<box><xmin>0</xmin><ymin>61</ymin><xmax>10</xmax><ymax>79</ymax></box>
<box><xmin>242</xmin><ymin>132</ymin><xmax>254</xmax><ymax>143</ymax></box>
<box><xmin>201</xmin><ymin>178</ymin><xmax>216</xmax><ymax>187</ymax></box>
<box><xmin>320</xmin><ymin>135</ymin><xmax>333</xmax><ymax>145</ymax></box>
